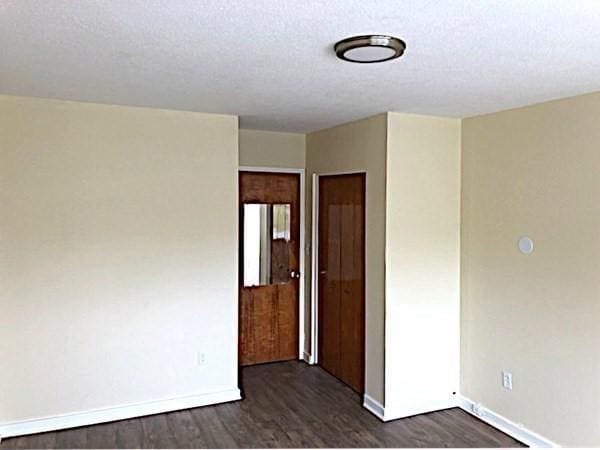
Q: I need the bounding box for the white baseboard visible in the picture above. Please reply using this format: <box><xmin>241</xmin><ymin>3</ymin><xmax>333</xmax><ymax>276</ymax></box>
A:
<box><xmin>362</xmin><ymin>394</ymin><xmax>385</xmax><ymax>420</ymax></box>
<box><xmin>457</xmin><ymin>395</ymin><xmax>559</xmax><ymax>448</ymax></box>
<box><xmin>365</xmin><ymin>394</ymin><xmax>456</xmax><ymax>423</ymax></box>
<box><xmin>0</xmin><ymin>388</ymin><xmax>558</xmax><ymax>447</ymax></box>
<box><xmin>302</xmin><ymin>351</ymin><xmax>315</xmax><ymax>365</ymax></box>
<box><xmin>364</xmin><ymin>393</ymin><xmax>559</xmax><ymax>447</ymax></box>
<box><xmin>0</xmin><ymin>388</ymin><xmax>241</xmax><ymax>440</ymax></box>
<box><xmin>383</xmin><ymin>396</ymin><xmax>457</xmax><ymax>422</ymax></box>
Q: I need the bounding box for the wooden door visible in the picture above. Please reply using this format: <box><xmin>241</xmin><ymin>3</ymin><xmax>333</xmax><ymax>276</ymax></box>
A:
<box><xmin>239</xmin><ymin>172</ymin><xmax>300</xmax><ymax>366</ymax></box>
<box><xmin>318</xmin><ymin>173</ymin><xmax>365</xmax><ymax>392</ymax></box>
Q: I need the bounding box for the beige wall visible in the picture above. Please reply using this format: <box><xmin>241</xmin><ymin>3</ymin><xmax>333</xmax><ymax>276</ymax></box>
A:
<box><xmin>0</xmin><ymin>96</ymin><xmax>239</xmax><ymax>425</ymax></box>
<box><xmin>239</xmin><ymin>129</ymin><xmax>305</xmax><ymax>169</ymax></box>
<box><xmin>385</xmin><ymin>113</ymin><xmax>461</xmax><ymax>418</ymax></box>
<box><xmin>461</xmin><ymin>92</ymin><xmax>600</xmax><ymax>446</ymax></box>
<box><xmin>3</xmin><ymin>89</ymin><xmax>595</xmax><ymax>444</ymax></box>
<box><xmin>306</xmin><ymin>114</ymin><xmax>388</xmax><ymax>403</ymax></box>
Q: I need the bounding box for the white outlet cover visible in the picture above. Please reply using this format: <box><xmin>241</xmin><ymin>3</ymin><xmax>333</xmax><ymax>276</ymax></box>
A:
<box><xmin>502</xmin><ymin>371</ymin><xmax>513</xmax><ymax>390</ymax></box>
<box><xmin>518</xmin><ymin>237</ymin><xmax>534</xmax><ymax>254</ymax></box>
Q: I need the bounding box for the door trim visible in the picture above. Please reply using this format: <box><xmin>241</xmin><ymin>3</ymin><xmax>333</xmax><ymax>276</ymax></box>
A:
<box><xmin>311</xmin><ymin>170</ymin><xmax>367</xmax><ymax>367</ymax></box>
<box><xmin>238</xmin><ymin>166</ymin><xmax>306</xmax><ymax>362</ymax></box>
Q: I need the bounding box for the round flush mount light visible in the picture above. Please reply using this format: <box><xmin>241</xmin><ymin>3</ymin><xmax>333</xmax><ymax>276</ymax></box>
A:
<box><xmin>334</xmin><ymin>35</ymin><xmax>406</xmax><ymax>63</ymax></box>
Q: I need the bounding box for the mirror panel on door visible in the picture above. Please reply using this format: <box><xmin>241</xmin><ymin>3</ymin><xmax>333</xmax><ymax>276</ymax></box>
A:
<box><xmin>243</xmin><ymin>203</ymin><xmax>291</xmax><ymax>287</ymax></box>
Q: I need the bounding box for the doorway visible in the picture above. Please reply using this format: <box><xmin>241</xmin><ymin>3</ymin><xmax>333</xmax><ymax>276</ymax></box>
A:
<box><xmin>317</xmin><ymin>173</ymin><xmax>366</xmax><ymax>393</ymax></box>
<box><xmin>239</xmin><ymin>171</ymin><xmax>301</xmax><ymax>365</ymax></box>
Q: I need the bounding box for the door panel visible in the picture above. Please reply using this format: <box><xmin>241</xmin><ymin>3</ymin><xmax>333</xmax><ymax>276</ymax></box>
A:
<box><xmin>318</xmin><ymin>173</ymin><xmax>365</xmax><ymax>392</ymax></box>
<box><xmin>318</xmin><ymin>189</ymin><xmax>341</xmax><ymax>376</ymax></box>
<box><xmin>239</xmin><ymin>172</ymin><xmax>300</xmax><ymax>366</ymax></box>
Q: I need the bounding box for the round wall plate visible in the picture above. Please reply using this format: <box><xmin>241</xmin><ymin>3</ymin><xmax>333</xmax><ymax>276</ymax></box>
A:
<box><xmin>518</xmin><ymin>237</ymin><xmax>534</xmax><ymax>255</ymax></box>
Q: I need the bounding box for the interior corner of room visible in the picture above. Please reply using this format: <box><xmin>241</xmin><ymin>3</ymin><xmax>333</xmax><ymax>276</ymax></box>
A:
<box><xmin>6</xmin><ymin>94</ymin><xmax>598</xmax><ymax>445</ymax></box>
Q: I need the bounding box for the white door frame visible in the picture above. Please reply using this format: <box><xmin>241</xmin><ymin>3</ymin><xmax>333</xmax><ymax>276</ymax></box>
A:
<box><xmin>238</xmin><ymin>166</ymin><xmax>306</xmax><ymax>361</ymax></box>
<box><xmin>310</xmin><ymin>170</ymin><xmax>367</xmax><ymax>366</ymax></box>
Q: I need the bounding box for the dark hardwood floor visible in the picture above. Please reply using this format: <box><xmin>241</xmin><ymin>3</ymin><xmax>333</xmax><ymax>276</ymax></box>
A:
<box><xmin>1</xmin><ymin>361</ymin><xmax>524</xmax><ymax>448</ymax></box>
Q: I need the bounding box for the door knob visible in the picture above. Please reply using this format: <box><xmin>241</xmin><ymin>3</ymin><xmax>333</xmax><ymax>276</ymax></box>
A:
<box><xmin>290</xmin><ymin>271</ymin><xmax>301</xmax><ymax>279</ymax></box>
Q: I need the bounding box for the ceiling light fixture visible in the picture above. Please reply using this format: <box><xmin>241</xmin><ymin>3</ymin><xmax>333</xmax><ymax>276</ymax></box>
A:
<box><xmin>334</xmin><ymin>35</ymin><xmax>406</xmax><ymax>64</ymax></box>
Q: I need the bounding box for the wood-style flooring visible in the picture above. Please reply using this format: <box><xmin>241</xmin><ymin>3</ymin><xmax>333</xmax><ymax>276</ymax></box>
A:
<box><xmin>0</xmin><ymin>361</ymin><xmax>524</xmax><ymax>448</ymax></box>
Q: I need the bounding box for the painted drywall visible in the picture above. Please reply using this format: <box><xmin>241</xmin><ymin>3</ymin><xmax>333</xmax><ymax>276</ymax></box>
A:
<box><xmin>0</xmin><ymin>96</ymin><xmax>239</xmax><ymax>425</ymax></box>
<box><xmin>461</xmin><ymin>92</ymin><xmax>600</xmax><ymax>446</ymax></box>
<box><xmin>305</xmin><ymin>114</ymin><xmax>387</xmax><ymax>404</ymax></box>
<box><xmin>385</xmin><ymin>113</ymin><xmax>461</xmax><ymax>418</ymax></box>
<box><xmin>239</xmin><ymin>129</ymin><xmax>305</xmax><ymax>169</ymax></box>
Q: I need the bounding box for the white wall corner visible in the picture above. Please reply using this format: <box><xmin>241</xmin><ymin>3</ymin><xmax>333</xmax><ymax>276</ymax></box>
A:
<box><xmin>363</xmin><ymin>394</ymin><xmax>386</xmax><ymax>421</ymax></box>
<box><xmin>302</xmin><ymin>351</ymin><xmax>315</xmax><ymax>365</ymax></box>
<box><xmin>457</xmin><ymin>395</ymin><xmax>560</xmax><ymax>448</ymax></box>
<box><xmin>0</xmin><ymin>388</ymin><xmax>241</xmax><ymax>440</ymax></box>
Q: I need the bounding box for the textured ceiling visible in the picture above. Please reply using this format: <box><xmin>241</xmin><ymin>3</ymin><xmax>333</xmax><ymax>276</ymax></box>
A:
<box><xmin>2</xmin><ymin>1</ymin><xmax>600</xmax><ymax>132</ymax></box>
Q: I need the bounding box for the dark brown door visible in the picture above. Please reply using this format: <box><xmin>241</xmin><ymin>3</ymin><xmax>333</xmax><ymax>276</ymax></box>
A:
<box><xmin>318</xmin><ymin>173</ymin><xmax>365</xmax><ymax>392</ymax></box>
<box><xmin>239</xmin><ymin>172</ymin><xmax>300</xmax><ymax>366</ymax></box>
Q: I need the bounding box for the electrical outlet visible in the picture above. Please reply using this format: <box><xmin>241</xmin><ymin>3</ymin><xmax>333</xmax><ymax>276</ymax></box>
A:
<box><xmin>502</xmin><ymin>370</ymin><xmax>513</xmax><ymax>390</ymax></box>
<box><xmin>197</xmin><ymin>352</ymin><xmax>207</xmax><ymax>366</ymax></box>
